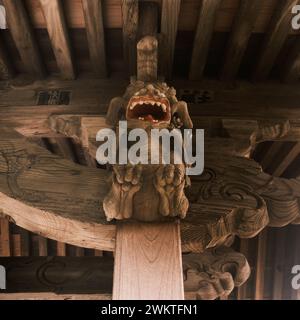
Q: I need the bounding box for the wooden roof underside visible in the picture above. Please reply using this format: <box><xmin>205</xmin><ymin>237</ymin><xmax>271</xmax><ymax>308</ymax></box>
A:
<box><xmin>0</xmin><ymin>0</ymin><xmax>299</xmax><ymax>82</ymax></box>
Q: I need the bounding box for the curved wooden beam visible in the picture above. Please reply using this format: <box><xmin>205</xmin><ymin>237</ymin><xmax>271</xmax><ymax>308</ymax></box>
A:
<box><xmin>1</xmin><ymin>128</ymin><xmax>299</xmax><ymax>253</ymax></box>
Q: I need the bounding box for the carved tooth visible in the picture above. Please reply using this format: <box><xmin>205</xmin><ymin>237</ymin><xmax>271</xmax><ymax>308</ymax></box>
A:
<box><xmin>162</xmin><ymin>104</ymin><xmax>167</xmax><ymax>112</ymax></box>
<box><xmin>156</xmin><ymin>102</ymin><xmax>161</xmax><ymax>107</ymax></box>
<box><xmin>150</xmin><ymin>101</ymin><xmax>155</xmax><ymax>106</ymax></box>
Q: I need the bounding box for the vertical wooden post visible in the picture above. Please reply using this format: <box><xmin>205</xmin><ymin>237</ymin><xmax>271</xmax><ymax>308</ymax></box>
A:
<box><xmin>113</xmin><ymin>221</ymin><xmax>184</xmax><ymax>300</ymax></box>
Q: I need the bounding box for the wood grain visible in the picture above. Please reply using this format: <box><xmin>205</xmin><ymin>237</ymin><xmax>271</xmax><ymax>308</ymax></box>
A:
<box><xmin>160</xmin><ymin>0</ymin><xmax>181</xmax><ymax>79</ymax></box>
<box><xmin>82</xmin><ymin>0</ymin><xmax>107</xmax><ymax>78</ymax></box>
<box><xmin>253</xmin><ymin>0</ymin><xmax>299</xmax><ymax>81</ymax></box>
<box><xmin>39</xmin><ymin>0</ymin><xmax>75</xmax><ymax>79</ymax></box>
<box><xmin>221</xmin><ymin>0</ymin><xmax>261</xmax><ymax>82</ymax></box>
<box><xmin>121</xmin><ymin>0</ymin><xmax>138</xmax><ymax>76</ymax></box>
<box><xmin>189</xmin><ymin>0</ymin><xmax>222</xmax><ymax>80</ymax></box>
<box><xmin>3</xmin><ymin>0</ymin><xmax>45</xmax><ymax>78</ymax></box>
<box><xmin>113</xmin><ymin>221</ymin><xmax>184</xmax><ymax>300</ymax></box>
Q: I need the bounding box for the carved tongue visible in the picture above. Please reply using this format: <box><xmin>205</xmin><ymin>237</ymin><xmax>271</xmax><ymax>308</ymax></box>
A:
<box><xmin>144</xmin><ymin>114</ymin><xmax>154</xmax><ymax>122</ymax></box>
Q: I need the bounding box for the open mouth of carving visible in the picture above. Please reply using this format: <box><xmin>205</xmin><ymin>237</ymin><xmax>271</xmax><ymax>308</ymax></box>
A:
<box><xmin>126</xmin><ymin>96</ymin><xmax>171</xmax><ymax>124</ymax></box>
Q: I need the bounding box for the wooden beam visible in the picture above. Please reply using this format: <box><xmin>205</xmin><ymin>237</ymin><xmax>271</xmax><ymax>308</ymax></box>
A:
<box><xmin>113</xmin><ymin>221</ymin><xmax>184</xmax><ymax>300</ymax></box>
<box><xmin>0</xmin><ymin>219</ymin><xmax>11</xmax><ymax>257</ymax></box>
<box><xmin>2</xmin><ymin>0</ymin><xmax>45</xmax><ymax>78</ymax></box>
<box><xmin>82</xmin><ymin>0</ymin><xmax>107</xmax><ymax>78</ymax></box>
<box><xmin>284</xmin><ymin>39</ymin><xmax>300</xmax><ymax>83</ymax></box>
<box><xmin>20</xmin><ymin>229</ymin><xmax>30</xmax><ymax>256</ymax></box>
<box><xmin>12</xmin><ymin>234</ymin><xmax>21</xmax><ymax>256</ymax></box>
<box><xmin>0</xmin><ymin>36</ymin><xmax>14</xmax><ymax>79</ymax></box>
<box><xmin>260</xmin><ymin>142</ymin><xmax>284</xmax><ymax>171</ymax></box>
<box><xmin>253</xmin><ymin>0</ymin><xmax>299</xmax><ymax>81</ymax></box>
<box><xmin>237</xmin><ymin>239</ymin><xmax>249</xmax><ymax>300</ymax></box>
<box><xmin>0</xmin><ymin>257</ymin><xmax>114</xmax><ymax>294</ymax></box>
<box><xmin>3</xmin><ymin>79</ymin><xmax>300</xmax><ymax>138</ymax></box>
<box><xmin>160</xmin><ymin>0</ymin><xmax>181</xmax><ymax>79</ymax></box>
<box><xmin>254</xmin><ymin>229</ymin><xmax>268</xmax><ymax>300</ymax></box>
<box><xmin>272</xmin><ymin>228</ymin><xmax>286</xmax><ymax>300</ymax></box>
<box><xmin>121</xmin><ymin>0</ymin><xmax>138</xmax><ymax>76</ymax></box>
<box><xmin>221</xmin><ymin>0</ymin><xmax>261</xmax><ymax>82</ymax></box>
<box><xmin>138</xmin><ymin>1</ymin><xmax>158</xmax><ymax>38</ymax></box>
<box><xmin>0</xmin><ymin>128</ymin><xmax>115</xmax><ymax>252</ymax></box>
<box><xmin>272</xmin><ymin>142</ymin><xmax>300</xmax><ymax>176</ymax></box>
<box><xmin>38</xmin><ymin>236</ymin><xmax>48</xmax><ymax>256</ymax></box>
<box><xmin>189</xmin><ymin>0</ymin><xmax>222</xmax><ymax>80</ymax></box>
<box><xmin>56</xmin><ymin>242</ymin><xmax>66</xmax><ymax>256</ymax></box>
<box><xmin>39</xmin><ymin>0</ymin><xmax>75</xmax><ymax>80</ymax></box>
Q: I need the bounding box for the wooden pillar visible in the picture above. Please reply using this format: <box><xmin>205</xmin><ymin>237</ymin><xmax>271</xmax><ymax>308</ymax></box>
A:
<box><xmin>113</xmin><ymin>221</ymin><xmax>184</xmax><ymax>300</ymax></box>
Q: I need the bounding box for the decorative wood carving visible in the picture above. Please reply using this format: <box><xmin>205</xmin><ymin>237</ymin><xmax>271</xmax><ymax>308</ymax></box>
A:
<box><xmin>0</xmin><ymin>248</ymin><xmax>248</xmax><ymax>300</ymax></box>
<box><xmin>103</xmin><ymin>36</ymin><xmax>193</xmax><ymax>222</ymax></box>
<box><xmin>183</xmin><ymin>246</ymin><xmax>250</xmax><ymax>300</ymax></box>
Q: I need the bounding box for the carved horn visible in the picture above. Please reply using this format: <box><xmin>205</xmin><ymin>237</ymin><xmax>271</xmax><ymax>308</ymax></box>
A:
<box><xmin>106</xmin><ymin>97</ymin><xmax>126</xmax><ymax>127</ymax></box>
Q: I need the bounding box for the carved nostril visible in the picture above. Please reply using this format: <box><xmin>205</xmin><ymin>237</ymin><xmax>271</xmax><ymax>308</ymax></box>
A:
<box><xmin>146</xmin><ymin>84</ymin><xmax>155</xmax><ymax>93</ymax></box>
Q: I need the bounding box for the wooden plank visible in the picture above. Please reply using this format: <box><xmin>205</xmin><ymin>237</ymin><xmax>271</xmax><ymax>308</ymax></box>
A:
<box><xmin>39</xmin><ymin>0</ymin><xmax>75</xmax><ymax>80</ymax></box>
<box><xmin>82</xmin><ymin>0</ymin><xmax>107</xmax><ymax>78</ymax></box>
<box><xmin>273</xmin><ymin>142</ymin><xmax>300</xmax><ymax>176</ymax></box>
<box><xmin>160</xmin><ymin>0</ymin><xmax>181</xmax><ymax>79</ymax></box>
<box><xmin>38</xmin><ymin>236</ymin><xmax>48</xmax><ymax>256</ymax></box>
<box><xmin>121</xmin><ymin>0</ymin><xmax>138</xmax><ymax>76</ymax></box>
<box><xmin>0</xmin><ymin>36</ymin><xmax>14</xmax><ymax>79</ymax></box>
<box><xmin>113</xmin><ymin>221</ymin><xmax>184</xmax><ymax>300</ymax></box>
<box><xmin>189</xmin><ymin>0</ymin><xmax>222</xmax><ymax>80</ymax></box>
<box><xmin>12</xmin><ymin>234</ymin><xmax>21</xmax><ymax>256</ymax></box>
<box><xmin>253</xmin><ymin>0</ymin><xmax>299</xmax><ymax>81</ymax></box>
<box><xmin>221</xmin><ymin>0</ymin><xmax>261</xmax><ymax>82</ymax></box>
<box><xmin>0</xmin><ymin>219</ymin><xmax>11</xmax><ymax>257</ymax></box>
<box><xmin>56</xmin><ymin>242</ymin><xmax>66</xmax><ymax>256</ymax></box>
<box><xmin>254</xmin><ymin>229</ymin><xmax>268</xmax><ymax>300</ymax></box>
<box><xmin>272</xmin><ymin>228</ymin><xmax>286</xmax><ymax>300</ymax></box>
<box><xmin>2</xmin><ymin>0</ymin><xmax>45</xmax><ymax>78</ymax></box>
<box><xmin>237</xmin><ymin>239</ymin><xmax>249</xmax><ymax>300</ymax></box>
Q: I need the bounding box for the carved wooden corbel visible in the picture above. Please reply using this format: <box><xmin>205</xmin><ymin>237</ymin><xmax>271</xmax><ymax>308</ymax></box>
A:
<box><xmin>183</xmin><ymin>246</ymin><xmax>250</xmax><ymax>300</ymax></box>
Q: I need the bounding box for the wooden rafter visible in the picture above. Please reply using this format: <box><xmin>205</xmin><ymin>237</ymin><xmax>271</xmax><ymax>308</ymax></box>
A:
<box><xmin>283</xmin><ymin>39</ymin><xmax>300</xmax><ymax>83</ymax></box>
<box><xmin>189</xmin><ymin>0</ymin><xmax>221</xmax><ymax>80</ymax></box>
<box><xmin>160</xmin><ymin>0</ymin><xmax>181</xmax><ymax>79</ymax></box>
<box><xmin>39</xmin><ymin>0</ymin><xmax>75</xmax><ymax>80</ymax></box>
<box><xmin>2</xmin><ymin>0</ymin><xmax>45</xmax><ymax>78</ymax></box>
<box><xmin>253</xmin><ymin>0</ymin><xmax>299</xmax><ymax>81</ymax></box>
<box><xmin>82</xmin><ymin>0</ymin><xmax>107</xmax><ymax>78</ymax></box>
<box><xmin>121</xmin><ymin>0</ymin><xmax>138</xmax><ymax>76</ymax></box>
<box><xmin>221</xmin><ymin>0</ymin><xmax>261</xmax><ymax>82</ymax></box>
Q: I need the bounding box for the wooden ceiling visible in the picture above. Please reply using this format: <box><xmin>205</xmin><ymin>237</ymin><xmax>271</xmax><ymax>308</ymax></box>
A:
<box><xmin>0</xmin><ymin>0</ymin><xmax>299</xmax><ymax>81</ymax></box>
<box><xmin>1</xmin><ymin>0</ymin><xmax>300</xmax><ymax>300</ymax></box>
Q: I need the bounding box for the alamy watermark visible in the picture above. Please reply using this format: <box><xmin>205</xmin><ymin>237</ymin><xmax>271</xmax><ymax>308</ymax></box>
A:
<box><xmin>96</xmin><ymin>121</ymin><xmax>204</xmax><ymax>176</ymax></box>
<box><xmin>0</xmin><ymin>265</ymin><xmax>5</xmax><ymax>290</ymax></box>
<box><xmin>292</xmin><ymin>5</ymin><xmax>300</xmax><ymax>30</ymax></box>
<box><xmin>0</xmin><ymin>5</ymin><xmax>6</xmax><ymax>30</ymax></box>
<box><xmin>291</xmin><ymin>265</ymin><xmax>300</xmax><ymax>290</ymax></box>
